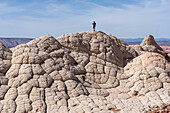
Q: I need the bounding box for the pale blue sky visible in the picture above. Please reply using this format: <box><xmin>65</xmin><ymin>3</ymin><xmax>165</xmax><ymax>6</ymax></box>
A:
<box><xmin>0</xmin><ymin>0</ymin><xmax>170</xmax><ymax>38</ymax></box>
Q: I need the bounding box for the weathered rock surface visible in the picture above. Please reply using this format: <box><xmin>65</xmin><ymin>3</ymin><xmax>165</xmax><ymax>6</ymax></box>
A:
<box><xmin>0</xmin><ymin>31</ymin><xmax>169</xmax><ymax>113</ymax></box>
<box><xmin>130</xmin><ymin>35</ymin><xmax>167</xmax><ymax>57</ymax></box>
<box><xmin>140</xmin><ymin>35</ymin><xmax>163</xmax><ymax>51</ymax></box>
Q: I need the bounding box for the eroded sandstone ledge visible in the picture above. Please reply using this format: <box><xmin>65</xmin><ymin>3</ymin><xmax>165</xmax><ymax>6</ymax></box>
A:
<box><xmin>0</xmin><ymin>31</ymin><xmax>169</xmax><ymax>113</ymax></box>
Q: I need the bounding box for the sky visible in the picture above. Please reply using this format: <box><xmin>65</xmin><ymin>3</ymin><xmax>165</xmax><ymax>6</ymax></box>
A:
<box><xmin>0</xmin><ymin>0</ymin><xmax>170</xmax><ymax>39</ymax></box>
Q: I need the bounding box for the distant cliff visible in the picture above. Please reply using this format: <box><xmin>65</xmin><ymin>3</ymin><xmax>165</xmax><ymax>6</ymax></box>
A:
<box><xmin>127</xmin><ymin>41</ymin><xmax>170</xmax><ymax>46</ymax></box>
<box><xmin>0</xmin><ymin>38</ymin><xmax>33</xmax><ymax>48</ymax></box>
<box><xmin>121</xmin><ymin>38</ymin><xmax>170</xmax><ymax>46</ymax></box>
<box><xmin>0</xmin><ymin>37</ymin><xmax>169</xmax><ymax>48</ymax></box>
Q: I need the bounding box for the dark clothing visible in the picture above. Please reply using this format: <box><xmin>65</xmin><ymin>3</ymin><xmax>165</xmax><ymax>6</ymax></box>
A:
<box><xmin>92</xmin><ymin>21</ymin><xmax>96</xmax><ymax>31</ymax></box>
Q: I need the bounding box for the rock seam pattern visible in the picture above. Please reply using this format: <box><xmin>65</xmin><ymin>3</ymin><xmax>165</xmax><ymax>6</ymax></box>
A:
<box><xmin>0</xmin><ymin>31</ymin><xmax>169</xmax><ymax>113</ymax></box>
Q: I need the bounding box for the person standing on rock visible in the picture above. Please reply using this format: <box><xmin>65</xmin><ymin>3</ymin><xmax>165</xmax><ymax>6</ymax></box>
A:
<box><xmin>92</xmin><ymin>21</ymin><xmax>96</xmax><ymax>31</ymax></box>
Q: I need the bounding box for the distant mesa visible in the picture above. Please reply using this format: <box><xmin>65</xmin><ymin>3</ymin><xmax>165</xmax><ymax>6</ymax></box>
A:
<box><xmin>0</xmin><ymin>38</ymin><xmax>33</xmax><ymax>48</ymax></box>
<box><xmin>0</xmin><ymin>31</ymin><xmax>169</xmax><ymax>113</ymax></box>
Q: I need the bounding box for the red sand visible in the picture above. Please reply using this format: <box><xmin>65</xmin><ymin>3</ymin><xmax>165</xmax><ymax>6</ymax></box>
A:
<box><xmin>160</xmin><ymin>46</ymin><xmax>170</xmax><ymax>53</ymax></box>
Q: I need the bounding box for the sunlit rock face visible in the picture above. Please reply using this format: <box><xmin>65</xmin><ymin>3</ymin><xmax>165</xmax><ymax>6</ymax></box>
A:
<box><xmin>0</xmin><ymin>31</ymin><xmax>169</xmax><ymax>113</ymax></box>
<box><xmin>130</xmin><ymin>35</ymin><xmax>166</xmax><ymax>56</ymax></box>
<box><xmin>140</xmin><ymin>35</ymin><xmax>163</xmax><ymax>51</ymax></box>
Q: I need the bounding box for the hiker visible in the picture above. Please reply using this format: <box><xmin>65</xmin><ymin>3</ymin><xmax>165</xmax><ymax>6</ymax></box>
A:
<box><xmin>92</xmin><ymin>21</ymin><xmax>96</xmax><ymax>31</ymax></box>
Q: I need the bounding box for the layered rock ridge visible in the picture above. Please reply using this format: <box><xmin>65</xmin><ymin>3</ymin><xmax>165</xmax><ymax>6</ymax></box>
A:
<box><xmin>0</xmin><ymin>31</ymin><xmax>169</xmax><ymax>113</ymax></box>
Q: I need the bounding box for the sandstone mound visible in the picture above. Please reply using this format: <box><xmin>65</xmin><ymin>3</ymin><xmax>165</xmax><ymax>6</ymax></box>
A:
<box><xmin>131</xmin><ymin>35</ymin><xmax>166</xmax><ymax>57</ymax></box>
<box><xmin>0</xmin><ymin>31</ymin><xmax>169</xmax><ymax>113</ymax></box>
<box><xmin>140</xmin><ymin>35</ymin><xmax>163</xmax><ymax>50</ymax></box>
<box><xmin>0</xmin><ymin>43</ymin><xmax>12</xmax><ymax>76</ymax></box>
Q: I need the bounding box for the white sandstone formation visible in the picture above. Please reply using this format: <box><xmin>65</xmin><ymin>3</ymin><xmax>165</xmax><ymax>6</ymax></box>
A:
<box><xmin>0</xmin><ymin>31</ymin><xmax>169</xmax><ymax>113</ymax></box>
<box><xmin>130</xmin><ymin>35</ymin><xmax>166</xmax><ymax>57</ymax></box>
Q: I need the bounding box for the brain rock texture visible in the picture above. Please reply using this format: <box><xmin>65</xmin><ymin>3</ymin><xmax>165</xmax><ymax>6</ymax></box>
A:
<box><xmin>0</xmin><ymin>31</ymin><xmax>169</xmax><ymax>113</ymax></box>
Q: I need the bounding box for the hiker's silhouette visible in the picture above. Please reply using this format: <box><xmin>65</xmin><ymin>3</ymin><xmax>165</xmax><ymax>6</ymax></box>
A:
<box><xmin>92</xmin><ymin>21</ymin><xmax>96</xmax><ymax>31</ymax></box>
